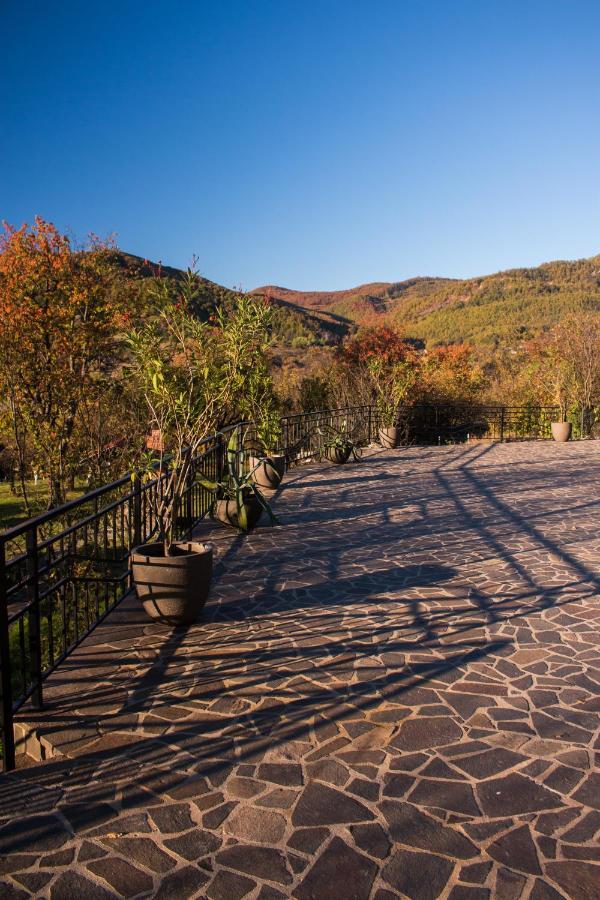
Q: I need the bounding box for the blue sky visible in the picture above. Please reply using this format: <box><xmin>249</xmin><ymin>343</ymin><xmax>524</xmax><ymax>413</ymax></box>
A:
<box><xmin>2</xmin><ymin>1</ymin><xmax>599</xmax><ymax>289</ymax></box>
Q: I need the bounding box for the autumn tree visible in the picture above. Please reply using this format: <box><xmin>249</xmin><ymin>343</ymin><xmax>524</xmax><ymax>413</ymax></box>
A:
<box><xmin>555</xmin><ymin>311</ymin><xmax>600</xmax><ymax>434</ymax></box>
<box><xmin>0</xmin><ymin>217</ymin><xmax>131</xmax><ymax>508</ymax></box>
<box><xmin>418</xmin><ymin>344</ymin><xmax>484</xmax><ymax>404</ymax></box>
<box><xmin>332</xmin><ymin>325</ymin><xmax>420</xmax><ymax>420</ymax></box>
<box><xmin>72</xmin><ymin>378</ymin><xmax>148</xmax><ymax>487</ymax></box>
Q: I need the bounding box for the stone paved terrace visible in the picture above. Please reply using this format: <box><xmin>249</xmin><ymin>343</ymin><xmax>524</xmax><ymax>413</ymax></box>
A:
<box><xmin>1</xmin><ymin>441</ymin><xmax>600</xmax><ymax>900</ymax></box>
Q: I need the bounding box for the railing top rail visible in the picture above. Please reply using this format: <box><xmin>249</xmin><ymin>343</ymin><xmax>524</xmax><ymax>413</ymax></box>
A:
<box><xmin>0</xmin><ymin>473</ymin><xmax>132</xmax><ymax>543</ymax></box>
<box><xmin>280</xmin><ymin>405</ymin><xmax>370</xmax><ymax>422</ymax></box>
<box><xmin>405</xmin><ymin>403</ymin><xmax>561</xmax><ymax>410</ymax></box>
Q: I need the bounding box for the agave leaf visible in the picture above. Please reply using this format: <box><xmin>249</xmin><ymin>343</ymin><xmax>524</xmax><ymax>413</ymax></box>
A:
<box><xmin>197</xmin><ymin>478</ymin><xmax>219</xmax><ymax>491</ymax></box>
<box><xmin>250</xmin><ymin>484</ymin><xmax>280</xmax><ymax>526</ymax></box>
<box><xmin>226</xmin><ymin>430</ymin><xmax>239</xmax><ymax>453</ymax></box>
<box><xmin>238</xmin><ymin>501</ymin><xmax>249</xmax><ymax>532</ymax></box>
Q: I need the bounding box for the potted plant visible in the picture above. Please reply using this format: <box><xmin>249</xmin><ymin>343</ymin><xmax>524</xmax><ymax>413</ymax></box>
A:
<box><xmin>317</xmin><ymin>421</ymin><xmax>360</xmax><ymax>464</ymax></box>
<box><xmin>548</xmin><ymin>354</ymin><xmax>572</xmax><ymax>442</ymax></box>
<box><xmin>369</xmin><ymin>359</ymin><xmax>416</xmax><ymax>449</ymax></box>
<box><xmin>248</xmin><ymin>407</ymin><xmax>286</xmax><ymax>490</ymax></box>
<box><xmin>551</xmin><ymin>405</ymin><xmax>572</xmax><ymax>443</ymax></box>
<box><xmin>528</xmin><ymin>335</ymin><xmax>573</xmax><ymax>443</ymax></box>
<box><xmin>377</xmin><ymin>397</ymin><xmax>401</xmax><ymax>449</ymax></box>
<box><xmin>127</xmin><ymin>269</ymin><xmax>228</xmax><ymax>625</ymax></box>
<box><xmin>201</xmin><ymin>429</ymin><xmax>280</xmax><ymax>531</ymax></box>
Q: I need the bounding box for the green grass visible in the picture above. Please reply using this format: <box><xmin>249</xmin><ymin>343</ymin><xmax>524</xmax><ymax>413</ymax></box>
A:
<box><xmin>0</xmin><ymin>481</ymin><xmax>85</xmax><ymax>531</ymax></box>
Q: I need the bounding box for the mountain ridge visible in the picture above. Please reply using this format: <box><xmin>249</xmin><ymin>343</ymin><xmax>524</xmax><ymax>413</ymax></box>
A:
<box><xmin>250</xmin><ymin>253</ymin><xmax>600</xmax><ymax>346</ymax></box>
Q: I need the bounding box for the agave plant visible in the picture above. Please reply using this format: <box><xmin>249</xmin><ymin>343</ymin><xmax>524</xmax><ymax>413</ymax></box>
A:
<box><xmin>200</xmin><ymin>429</ymin><xmax>279</xmax><ymax>531</ymax></box>
<box><xmin>316</xmin><ymin>420</ymin><xmax>361</xmax><ymax>462</ymax></box>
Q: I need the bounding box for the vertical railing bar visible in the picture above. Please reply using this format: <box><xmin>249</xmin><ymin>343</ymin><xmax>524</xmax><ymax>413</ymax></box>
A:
<box><xmin>18</xmin><ymin>616</ymin><xmax>26</xmax><ymax>698</ymax></box>
<box><xmin>26</xmin><ymin>526</ymin><xmax>42</xmax><ymax>709</ymax></box>
<box><xmin>0</xmin><ymin>538</ymin><xmax>16</xmax><ymax>771</ymax></box>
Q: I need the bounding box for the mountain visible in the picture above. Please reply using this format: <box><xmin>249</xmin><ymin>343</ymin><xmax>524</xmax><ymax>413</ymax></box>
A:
<box><xmin>117</xmin><ymin>249</ymin><xmax>600</xmax><ymax>349</ymax></box>
<box><xmin>116</xmin><ymin>251</ymin><xmax>347</xmax><ymax>347</ymax></box>
<box><xmin>252</xmin><ymin>253</ymin><xmax>600</xmax><ymax>347</ymax></box>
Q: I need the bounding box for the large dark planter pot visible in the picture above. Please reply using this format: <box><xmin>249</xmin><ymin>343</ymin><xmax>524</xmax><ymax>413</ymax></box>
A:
<box><xmin>131</xmin><ymin>541</ymin><xmax>213</xmax><ymax>626</ymax></box>
<box><xmin>325</xmin><ymin>445</ymin><xmax>352</xmax><ymax>464</ymax></box>
<box><xmin>379</xmin><ymin>426</ymin><xmax>400</xmax><ymax>449</ymax></box>
<box><xmin>214</xmin><ymin>493</ymin><xmax>263</xmax><ymax>530</ymax></box>
<box><xmin>249</xmin><ymin>454</ymin><xmax>285</xmax><ymax>491</ymax></box>
<box><xmin>551</xmin><ymin>421</ymin><xmax>572</xmax><ymax>442</ymax></box>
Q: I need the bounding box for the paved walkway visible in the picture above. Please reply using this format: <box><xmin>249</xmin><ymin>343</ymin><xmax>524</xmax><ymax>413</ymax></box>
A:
<box><xmin>1</xmin><ymin>442</ymin><xmax>600</xmax><ymax>899</ymax></box>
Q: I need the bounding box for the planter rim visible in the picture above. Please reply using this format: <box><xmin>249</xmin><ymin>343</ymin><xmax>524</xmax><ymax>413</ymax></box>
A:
<box><xmin>133</xmin><ymin>541</ymin><xmax>213</xmax><ymax>560</ymax></box>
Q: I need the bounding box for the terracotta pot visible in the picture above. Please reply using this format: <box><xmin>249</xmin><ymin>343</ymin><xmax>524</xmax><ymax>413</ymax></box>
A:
<box><xmin>325</xmin><ymin>445</ymin><xmax>351</xmax><ymax>464</ymax></box>
<box><xmin>214</xmin><ymin>493</ymin><xmax>263</xmax><ymax>530</ymax></box>
<box><xmin>249</xmin><ymin>454</ymin><xmax>285</xmax><ymax>490</ymax></box>
<box><xmin>131</xmin><ymin>541</ymin><xmax>213</xmax><ymax>625</ymax></box>
<box><xmin>379</xmin><ymin>426</ymin><xmax>400</xmax><ymax>449</ymax></box>
<box><xmin>551</xmin><ymin>421</ymin><xmax>572</xmax><ymax>442</ymax></box>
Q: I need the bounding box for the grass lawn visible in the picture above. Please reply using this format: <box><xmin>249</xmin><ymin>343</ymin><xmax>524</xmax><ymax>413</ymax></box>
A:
<box><xmin>0</xmin><ymin>480</ymin><xmax>85</xmax><ymax>531</ymax></box>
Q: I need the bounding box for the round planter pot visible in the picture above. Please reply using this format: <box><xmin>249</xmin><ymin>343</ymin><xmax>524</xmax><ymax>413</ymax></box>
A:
<box><xmin>249</xmin><ymin>454</ymin><xmax>285</xmax><ymax>491</ymax></box>
<box><xmin>214</xmin><ymin>494</ymin><xmax>263</xmax><ymax>531</ymax></box>
<box><xmin>131</xmin><ymin>541</ymin><xmax>213</xmax><ymax>626</ymax></box>
<box><xmin>551</xmin><ymin>421</ymin><xmax>572</xmax><ymax>442</ymax></box>
<box><xmin>379</xmin><ymin>426</ymin><xmax>400</xmax><ymax>449</ymax></box>
<box><xmin>325</xmin><ymin>445</ymin><xmax>352</xmax><ymax>464</ymax></box>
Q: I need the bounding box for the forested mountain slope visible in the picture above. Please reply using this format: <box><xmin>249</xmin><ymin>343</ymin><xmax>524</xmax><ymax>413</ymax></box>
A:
<box><xmin>252</xmin><ymin>254</ymin><xmax>600</xmax><ymax>346</ymax></box>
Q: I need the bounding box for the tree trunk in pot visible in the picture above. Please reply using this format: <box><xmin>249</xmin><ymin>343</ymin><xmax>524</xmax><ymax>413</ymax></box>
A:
<box><xmin>551</xmin><ymin>421</ymin><xmax>572</xmax><ymax>442</ymax></box>
<box><xmin>131</xmin><ymin>541</ymin><xmax>213</xmax><ymax>625</ymax></box>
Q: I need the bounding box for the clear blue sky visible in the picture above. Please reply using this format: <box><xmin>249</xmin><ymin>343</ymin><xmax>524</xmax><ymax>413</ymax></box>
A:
<box><xmin>2</xmin><ymin>1</ymin><xmax>599</xmax><ymax>290</ymax></box>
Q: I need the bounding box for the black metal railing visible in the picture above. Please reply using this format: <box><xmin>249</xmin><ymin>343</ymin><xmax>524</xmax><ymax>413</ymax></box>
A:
<box><xmin>0</xmin><ymin>401</ymin><xmax>593</xmax><ymax>769</ymax></box>
<box><xmin>403</xmin><ymin>404</ymin><xmax>562</xmax><ymax>444</ymax></box>
<box><xmin>0</xmin><ymin>425</ymin><xmax>242</xmax><ymax>770</ymax></box>
<box><xmin>280</xmin><ymin>405</ymin><xmax>375</xmax><ymax>463</ymax></box>
<box><xmin>0</xmin><ymin>410</ymin><xmax>375</xmax><ymax>770</ymax></box>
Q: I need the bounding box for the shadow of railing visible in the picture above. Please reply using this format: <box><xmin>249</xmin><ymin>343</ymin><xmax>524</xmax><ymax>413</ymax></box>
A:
<box><xmin>2</xmin><ymin>439</ymin><xmax>600</xmax><ymax>847</ymax></box>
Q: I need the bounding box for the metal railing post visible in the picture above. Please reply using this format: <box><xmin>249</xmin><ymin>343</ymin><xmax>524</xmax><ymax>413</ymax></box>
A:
<box><xmin>185</xmin><ymin>450</ymin><xmax>193</xmax><ymax>535</ymax></box>
<box><xmin>132</xmin><ymin>477</ymin><xmax>142</xmax><ymax>549</ymax></box>
<box><xmin>0</xmin><ymin>539</ymin><xmax>16</xmax><ymax>771</ymax></box>
<box><xmin>500</xmin><ymin>407</ymin><xmax>505</xmax><ymax>443</ymax></box>
<box><xmin>217</xmin><ymin>432</ymin><xmax>225</xmax><ymax>482</ymax></box>
<box><xmin>26</xmin><ymin>526</ymin><xmax>42</xmax><ymax>709</ymax></box>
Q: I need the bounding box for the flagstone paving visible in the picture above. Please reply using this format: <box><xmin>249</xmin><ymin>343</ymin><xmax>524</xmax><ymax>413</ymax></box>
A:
<box><xmin>1</xmin><ymin>440</ymin><xmax>600</xmax><ymax>899</ymax></box>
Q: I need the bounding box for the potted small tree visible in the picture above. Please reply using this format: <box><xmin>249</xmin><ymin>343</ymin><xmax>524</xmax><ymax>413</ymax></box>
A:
<box><xmin>248</xmin><ymin>407</ymin><xmax>286</xmax><ymax>490</ymax></box>
<box><xmin>528</xmin><ymin>334</ymin><xmax>573</xmax><ymax>442</ymax></box>
<box><xmin>317</xmin><ymin>420</ymin><xmax>361</xmax><ymax>464</ymax></box>
<box><xmin>127</xmin><ymin>269</ymin><xmax>227</xmax><ymax>625</ymax></box>
<box><xmin>551</xmin><ymin>402</ymin><xmax>572</xmax><ymax>443</ymax></box>
<box><xmin>369</xmin><ymin>359</ymin><xmax>416</xmax><ymax>449</ymax></box>
<box><xmin>201</xmin><ymin>429</ymin><xmax>279</xmax><ymax>530</ymax></box>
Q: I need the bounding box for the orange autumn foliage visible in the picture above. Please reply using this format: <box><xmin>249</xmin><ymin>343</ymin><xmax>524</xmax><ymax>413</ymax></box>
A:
<box><xmin>0</xmin><ymin>217</ymin><xmax>130</xmax><ymax>505</ymax></box>
<box><xmin>418</xmin><ymin>343</ymin><xmax>484</xmax><ymax>403</ymax></box>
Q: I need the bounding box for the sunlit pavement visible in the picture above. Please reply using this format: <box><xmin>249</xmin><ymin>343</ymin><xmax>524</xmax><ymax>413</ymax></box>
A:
<box><xmin>1</xmin><ymin>441</ymin><xmax>600</xmax><ymax>899</ymax></box>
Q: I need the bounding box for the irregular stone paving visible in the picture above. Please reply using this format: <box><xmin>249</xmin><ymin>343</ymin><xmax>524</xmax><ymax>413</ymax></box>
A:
<box><xmin>1</xmin><ymin>441</ymin><xmax>600</xmax><ymax>900</ymax></box>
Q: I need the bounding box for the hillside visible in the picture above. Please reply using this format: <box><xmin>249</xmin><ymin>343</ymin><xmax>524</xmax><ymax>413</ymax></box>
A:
<box><xmin>116</xmin><ymin>252</ymin><xmax>348</xmax><ymax>347</ymax></box>
<box><xmin>252</xmin><ymin>253</ymin><xmax>600</xmax><ymax>347</ymax></box>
